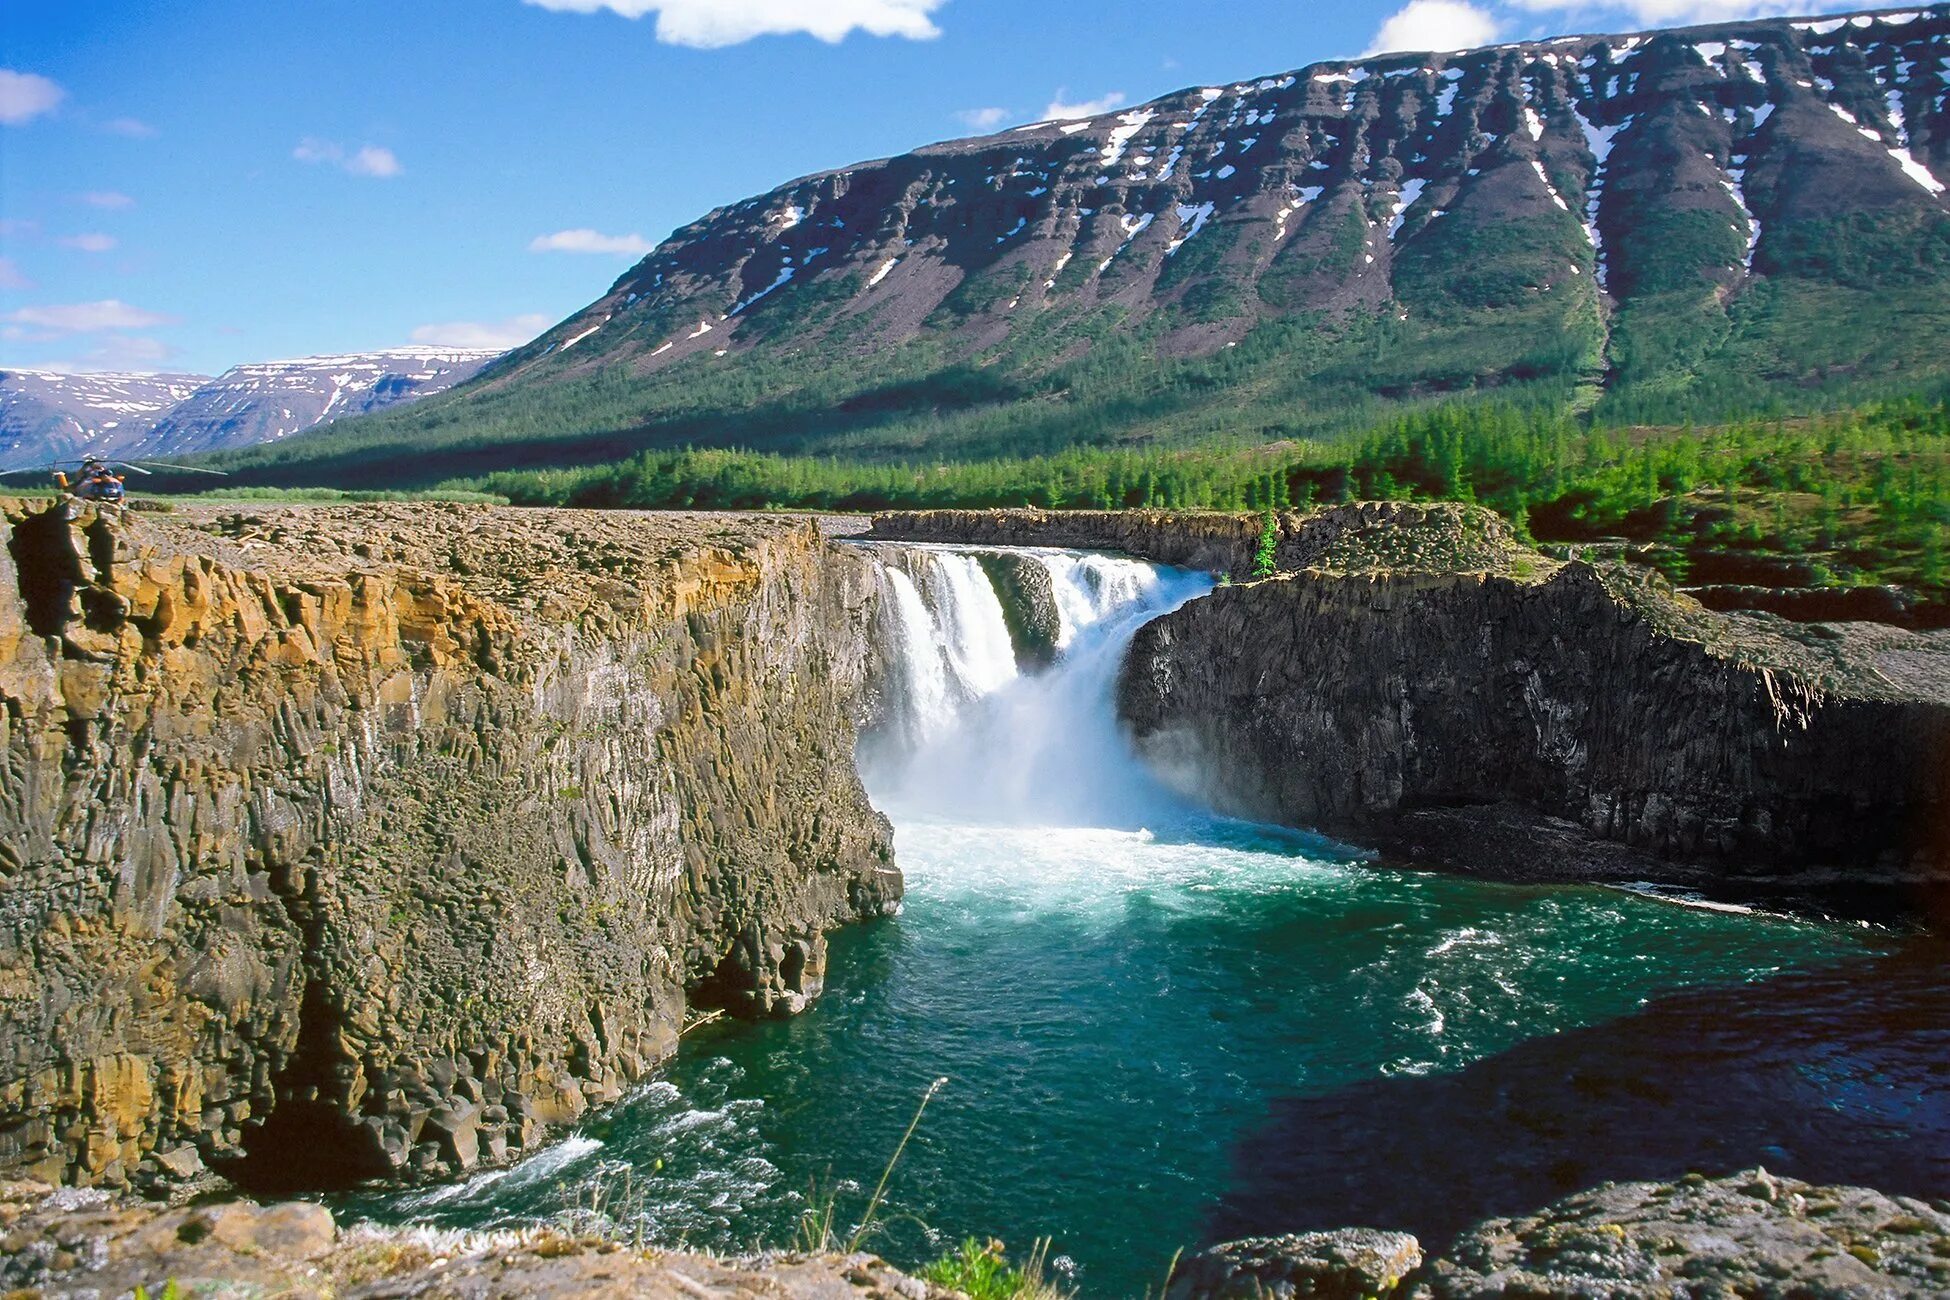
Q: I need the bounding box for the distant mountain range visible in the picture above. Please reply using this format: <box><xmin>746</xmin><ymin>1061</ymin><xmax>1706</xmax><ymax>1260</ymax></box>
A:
<box><xmin>0</xmin><ymin>348</ymin><xmax>502</xmax><ymax>471</ymax></box>
<box><xmin>190</xmin><ymin>4</ymin><xmax>1950</xmax><ymax>492</ymax></box>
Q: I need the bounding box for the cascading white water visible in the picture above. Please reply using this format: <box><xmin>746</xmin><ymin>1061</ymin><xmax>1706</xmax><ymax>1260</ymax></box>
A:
<box><xmin>860</xmin><ymin>543</ymin><xmax>1212</xmax><ymax>828</ymax></box>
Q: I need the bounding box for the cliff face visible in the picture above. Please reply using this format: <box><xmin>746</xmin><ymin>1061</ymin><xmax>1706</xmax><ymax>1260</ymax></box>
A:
<box><xmin>0</xmin><ymin>500</ymin><xmax>899</xmax><ymax>1192</ymax></box>
<box><xmin>874</xmin><ymin>504</ymin><xmax>1950</xmax><ymax>899</ymax></box>
<box><xmin>1116</xmin><ymin>519</ymin><xmax>1950</xmax><ymax>895</ymax></box>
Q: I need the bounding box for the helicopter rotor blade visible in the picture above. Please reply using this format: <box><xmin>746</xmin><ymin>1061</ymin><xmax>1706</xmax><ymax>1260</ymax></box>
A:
<box><xmin>124</xmin><ymin>461</ymin><xmax>230</xmax><ymax>476</ymax></box>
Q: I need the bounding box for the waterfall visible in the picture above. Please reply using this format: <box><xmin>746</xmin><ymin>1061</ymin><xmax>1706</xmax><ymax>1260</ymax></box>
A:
<box><xmin>860</xmin><ymin>543</ymin><xmax>1211</xmax><ymax>828</ymax></box>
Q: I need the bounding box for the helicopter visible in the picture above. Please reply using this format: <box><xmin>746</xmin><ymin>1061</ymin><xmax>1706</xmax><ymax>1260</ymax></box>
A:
<box><xmin>0</xmin><ymin>454</ymin><xmax>230</xmax><ymax>506</ymax></box>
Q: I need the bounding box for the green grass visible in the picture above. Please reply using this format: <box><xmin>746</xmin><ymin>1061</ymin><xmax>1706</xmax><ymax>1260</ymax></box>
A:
<box><xmin>923</xmin><ymin>1238</ymin><xmax>1068</xmax><ymax>1300</ymax></box>
<box><xmin>418</xmin><ymin>395</ymin><xmax>1948</xmax><ymax>601</ymax></box>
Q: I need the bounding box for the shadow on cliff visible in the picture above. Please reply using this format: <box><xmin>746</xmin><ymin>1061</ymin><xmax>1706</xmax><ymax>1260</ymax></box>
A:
<box><xmin>1205</xmin><ymin>940</ymin><xmax>1950</xmax><ymax>1251</ymax></box>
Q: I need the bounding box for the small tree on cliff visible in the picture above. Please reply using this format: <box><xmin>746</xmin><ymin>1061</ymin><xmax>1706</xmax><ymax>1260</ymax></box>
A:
<box><xmin>1251</xmin><ymin>509</ymin><xmax>1279</xmax><ymax>580</ymax></box>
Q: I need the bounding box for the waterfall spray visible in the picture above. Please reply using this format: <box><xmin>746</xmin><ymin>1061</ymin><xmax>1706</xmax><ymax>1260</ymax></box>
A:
<box><xmin>859</xmin><ymin>544</ymin><xmax>1211</xmax><ymax>829</ymax></box>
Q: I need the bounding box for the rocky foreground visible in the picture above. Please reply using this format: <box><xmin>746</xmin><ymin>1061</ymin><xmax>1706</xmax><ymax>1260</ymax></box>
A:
<box><xmin>6</xmin><ymin>1168</ymin><xmax>1948</xmax><ymax>1299</ymax></box>
<box><xmin>0</xmin><ymin>1177</ymin><xmax>949</xmax><ymax>1299</ymax></box>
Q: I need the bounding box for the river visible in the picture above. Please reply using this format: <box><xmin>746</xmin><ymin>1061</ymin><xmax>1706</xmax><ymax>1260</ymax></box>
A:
<box><xmin>352</xmin><ymin>544</ymin><xmax>1945</xmax><ymax>1298</ymax></box>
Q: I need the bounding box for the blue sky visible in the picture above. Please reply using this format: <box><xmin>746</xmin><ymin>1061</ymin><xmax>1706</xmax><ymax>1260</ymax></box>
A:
<box><xmin>0</xmin><ymin>0</ymin><xmax>1861</xmax><ymax>376</ymax></box>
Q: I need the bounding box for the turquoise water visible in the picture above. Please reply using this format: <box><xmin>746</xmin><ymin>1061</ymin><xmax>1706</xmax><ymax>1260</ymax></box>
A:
<box><xmin>353</xmin><ymin>546</ymin><xmax>1939</xmax><ymax>1298</ymax></box>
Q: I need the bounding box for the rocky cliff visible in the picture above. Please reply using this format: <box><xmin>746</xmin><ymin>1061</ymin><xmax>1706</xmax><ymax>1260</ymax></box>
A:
<box><xmin>873</xmin><ymin>504</ymin><xmax>1950</xmax><ymax>906</ymax></box>
<box><xmin>0</xmin><ymin>500</ymin><xmax>899</xmax><ymax>1193</ymax></box>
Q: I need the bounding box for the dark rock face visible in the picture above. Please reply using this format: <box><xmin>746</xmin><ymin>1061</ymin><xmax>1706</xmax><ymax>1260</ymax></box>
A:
<box><xmin>975</xmin><ymin>551</ymin><xmax>1061</xmax><ymax>670</ymax></box>
<box><xmin>0</xmin><ymin>501</ymin><xmax>899</xmax><ymax>1192</ymax></box>
<box><xmin>1119</xmin><ymin>556</ymin><xmax>1950</xmax><ymax>893</ymax></box>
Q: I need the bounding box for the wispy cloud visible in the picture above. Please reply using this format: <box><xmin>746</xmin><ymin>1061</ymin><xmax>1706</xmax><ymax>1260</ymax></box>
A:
<box><xmin>1366</xmin><ymin>0</ymin><xmax>1503</xmax><ymax>55</ymax></box>
<box><xmin>0</xmin><ymin>258</ymin><xmax>31</xmax><ymax>291</ymax></box>
<box><xmin>28</xmin><ymin>335</ymin><xmax>179</xmax><ymax>373</ymax></box>
<box><xmin>529</xmin><ymin>228</ymin><xmax>655</xmax><ymax>256</ymax></box>
<box><xmin>79</xmin><ymin>191</ymin><xmax>135</xmax><ymax>209</ymax></box>
<box><xmin>409</xmin><ymin>313</ymin><xmax>551</xmax><ymax>350</ymax></box>
<box><xmin>0</xmin><ymin>70</ymin><xmax>64</xmax><ymax>126</ymax></box>
<box><xmin>294</xmin><ymin>138</ymin><xmax>403</xmax><ymax>178</ymax></box>
<box><xmin>522</xmin><ymin>0</ymin><xmax>948</xmax><ymax>48</ymax></box>
<box><xmin>956</xmin><ymin>107</ymin><xmax>1011</xmax><ymax>132</ymax></box>
<box><xmin>1043</xmin><ymin>90</ymin><xmax>1127</xmax><ymax>121</ymax></box>
<box><xmin>101</xmin><ymin>116</ymin><xmax>158</xmax><ymax>138</ymax></box>
<box><xmin>5</xmin><ymin>300</ymin><xmax>178</xmax><ymax>332</ymax></box>
<box><xmin>58</xmin><ymin>233</ymin><xmax>118</xmax><ymax>254</ymax></box>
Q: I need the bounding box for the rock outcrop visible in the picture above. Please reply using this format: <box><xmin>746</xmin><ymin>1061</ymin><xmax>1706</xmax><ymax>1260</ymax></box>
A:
<box><xmin>1170</xmin><ymin>1169</ymin><xmax>1950</xmax><ymax>1299</ymax></box>
<box><xmin>0</xmin><ymin>1177</ymin><xmax>951</xmax><ymax>1300</ymax></box>
<box><xmin>0</xmin><ymin>500</ymin><xmax>899</xmax><ymax>1193</ymax></box>
<box><xmin>869</xmin><ymin>503</ymin><xmax>1523</xmax><ymax>580</ymax></box>
<box><xmin>874</xmin><ymin>504</ymin><xmax>1950</xmax><ymax>906</ymax></box>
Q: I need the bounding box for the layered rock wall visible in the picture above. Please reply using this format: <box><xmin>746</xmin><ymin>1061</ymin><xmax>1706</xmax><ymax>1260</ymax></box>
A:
<box><xmin>0</xmin><ymin>501</ymin><xmax>899</xmax><ymax>1192</ymax></box>
<box><xmin>1121</xmin><ymin>560</ymin><xmax>1950</xmax><ymax>889</ymax></box>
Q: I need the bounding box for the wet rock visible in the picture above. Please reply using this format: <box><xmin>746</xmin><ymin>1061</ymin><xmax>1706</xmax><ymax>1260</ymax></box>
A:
<box><xmin>1170</xmin><ymin>1228</ymin><xmax>1423</xmax><ymax>1299</ymax></box>
<box><xmin>977</xmin><ymin>551</ymin><xmax>1062</xmax><ymax>670</ymax></box>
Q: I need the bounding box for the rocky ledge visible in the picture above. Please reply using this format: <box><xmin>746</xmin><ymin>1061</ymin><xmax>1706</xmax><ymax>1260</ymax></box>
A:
<box><xmin>874</xmin><ymin>504</ymin><xmax>1950</xmax><ymax>912</ymax></box>
<box><xmin>0</xmin><ymin>500</ymin><xmax>900</xmax><ymax>1194</ymax></box>
<box><xmin>7</xmin><ymin>1167</ymin><xmax>1944</xmax><ymax>1299</ymax></box>
<box><xmin>1171</xmin><ymin>1169</ymin><xmax>1950</xmax><ymax>1299</ymax></box>
<box><xmin>0</xmin><ymin>1177</ymin><xmax>950</xmax><ymax>1300</ymax></box>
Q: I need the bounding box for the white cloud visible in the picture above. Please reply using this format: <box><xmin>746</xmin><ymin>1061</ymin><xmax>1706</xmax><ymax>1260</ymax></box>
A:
<box><xmin>35</xmin><ymin>334</ymin><xmax>177</xmax><ymax>372</ymax></box>
<box><xmin>58</xmin><ymin>233</ymin><xmax>118</xmax><ymax>254</ymax></box>
<box><xmin>346</xmin><ymin>145</ymin><xmax>402</xmax><ymax>177</ymax></box>
<box><xmin>0</xmin><ymin>70</ymin><xmax>64</xmax><ymax>126</ymax></box>
<box><xmin>409</xmin><ymin>313</ymin><xmax>552</xmax><ymax>350</ymax></box>
<box><xmin>102</xmin><ymin>116</ymin><xmax>158</xmax><ymax>138</ymax></box>
<box><xmin>1504</xmin><ymin>0</ymin><xmax>1825</xmax><ymax>23</ymax></box>
<box><xmin>0</xmin><ymin>258</ymin><xmax>31</xmax><ymax>291</ymax></box>
<box><xmin>1367</xmin><ymin>0</ymin><xmax>1502</xmax><ymax>53</ymax></box>
<box><xmin>5</xmin><ymin>300</ymin><xmax>177</xmax><ymax>332</ymax></box>
<box><xmin>529</xmin><ymin>228</ymin><xmax>655</xmax><ymax>255</ymax></box>
<box><xmin>79</xmin><ymin>190</ymin><xmax>135</xmax><ymax>209</ymax></box>
<box><xmin>956</xmin><ymin>106</ymin><xmax>1011</xmax><ymax>132</ymax></box>
<box><xmin>294</xmin><ymin>138</ymin><xmax>403</xmax><ymax>178</ymax></box>
<box><xmin>523</xmin><ymin>0</ymin><xmax>948</xmax><ymax>48</ymax></box>
<box><xmin>1044</xmin><ymin>90</ymin><xmax>1127</xmax><ymax>121</ymax></box>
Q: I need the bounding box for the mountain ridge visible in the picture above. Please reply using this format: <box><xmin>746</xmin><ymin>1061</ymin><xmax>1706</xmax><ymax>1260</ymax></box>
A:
<box><xmin>0</xmin><ymin>347</ymin><xmax>502</xmax><ymax>470</ymax></box>
<box><xmin>184</xmin><ymin>6</ymin><xmax>1950</xmax><ymax>487</ymax></box>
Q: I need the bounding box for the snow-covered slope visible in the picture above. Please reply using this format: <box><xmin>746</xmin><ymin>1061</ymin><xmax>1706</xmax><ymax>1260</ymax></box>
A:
<box><xmin>0</xmin><ymin>370</ymin><xmax>212</xmax><ymax>470</ymax></box>
<box><xmin>128</xmin><ymin>348</ymin><xmax>502</xmax><ymax>458</ymax></box>
<box><xmin>465</xmin><ymin>5</ymin><xmax>1948</xmax><ymax>407</ymax></box>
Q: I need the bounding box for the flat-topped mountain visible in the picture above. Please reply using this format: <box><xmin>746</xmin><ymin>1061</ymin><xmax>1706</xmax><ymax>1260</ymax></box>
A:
<box><xmin>126</xmin><ymin>347</ymin><xmax>502</xmax><ymax>458</ymax></box>
<box><xmin>0</xmin><ymin>348</ymin><xmax>501</xmax><ymax>471</ymax></box>
<box><xmin>202</xmin><ymin>6</ymin><xmax>1950</xmax><ymax>490</ymax></box>
<box><xmin>0</xmin><ymin>369</ymin><xmax>210</xmax><ymax>470</ymax></box>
